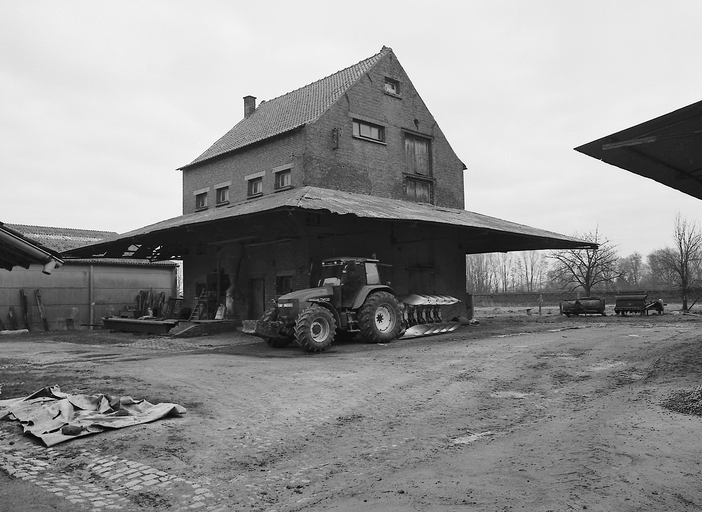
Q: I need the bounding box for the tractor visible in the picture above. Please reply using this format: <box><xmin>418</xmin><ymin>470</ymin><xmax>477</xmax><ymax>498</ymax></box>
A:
<box><xmin>252</xmin><ymin>257</ymin><xmax>461</xmax><ymax>352</ymax></box>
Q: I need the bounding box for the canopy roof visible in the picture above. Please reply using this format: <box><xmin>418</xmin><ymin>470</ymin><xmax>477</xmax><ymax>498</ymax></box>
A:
<box><xmin>65</xmin><ymin>187</ymin><xmax>594</xmax><ymax>261</ymax></box>
<box><xmin>575</xmin><ymin>100</ymin><xmax>702</xmax><ymax>200</ymax></box>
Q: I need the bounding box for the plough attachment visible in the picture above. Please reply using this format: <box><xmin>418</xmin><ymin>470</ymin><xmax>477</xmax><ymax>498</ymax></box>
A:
<box><xmin>399</xmin><ymin>294</ymin><xmax>461</xmax><ymax>339</ymax></box>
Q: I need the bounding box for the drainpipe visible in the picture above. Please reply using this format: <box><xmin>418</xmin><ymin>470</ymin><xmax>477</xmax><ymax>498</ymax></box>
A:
<box><xmin>89</xmin><ymin>264</ymin><xmax>94</xmax><ymax>329</ymax></box>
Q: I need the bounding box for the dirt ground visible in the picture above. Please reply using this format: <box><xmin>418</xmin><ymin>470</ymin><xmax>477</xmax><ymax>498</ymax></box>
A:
<box><xmin>1</xmin><ymin>306</ymin><xmax>702</xmax><ymax>511</ymax></box>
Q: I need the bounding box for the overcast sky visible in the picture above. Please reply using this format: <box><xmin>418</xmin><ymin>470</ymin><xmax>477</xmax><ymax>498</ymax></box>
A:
<box><xmin>2</xmin><ymin>0</ymin><xmax>701</xmax><ymax>258</ymax></box>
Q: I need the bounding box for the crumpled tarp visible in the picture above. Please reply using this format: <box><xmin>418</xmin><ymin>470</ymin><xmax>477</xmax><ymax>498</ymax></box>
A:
<box><xmin>0</xmin><ymin>386</ymin><xmax>186</xmax><ymax>447</ymax></box>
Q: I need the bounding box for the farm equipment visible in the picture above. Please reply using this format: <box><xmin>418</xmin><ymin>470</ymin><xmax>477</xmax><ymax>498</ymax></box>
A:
<box><xmin>252</xmin><ymin>257</ymin><xmax>462</xmax><ymax>352</ymax></box>
<box><xmin>614</xmin><ymin>293</ymin><xmax>664</xmax><ymax>316</ymax></box>
<box><xmin>560</xmin><ymin>297</ymin><xmax>606</xmax><ymax>317</ymax></box>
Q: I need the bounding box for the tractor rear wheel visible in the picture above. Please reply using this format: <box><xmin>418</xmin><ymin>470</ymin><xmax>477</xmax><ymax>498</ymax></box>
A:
<box><xmin>358</xmin><ymin>291</ymin><xmax>402</xmax><ymax>343</ymax></box>
<box><xmin>294</xmin><ymin>305</ymin><xmax>336</xmax><ymax>352</ymax></box>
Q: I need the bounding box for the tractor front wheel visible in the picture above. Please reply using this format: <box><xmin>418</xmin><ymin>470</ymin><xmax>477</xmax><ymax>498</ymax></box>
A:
<box><xmin>358</xmin><ymin>291</ymin><xmax>402</xmax><ymax>343</ymax></box>
<box><xmin>294</xmin><ymin>305</ymin><xmax>337</xmax><ymax>352</ymax></box>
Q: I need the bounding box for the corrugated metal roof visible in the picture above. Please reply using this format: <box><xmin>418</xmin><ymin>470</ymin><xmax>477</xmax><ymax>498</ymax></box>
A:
<box><xmin>180</xmin><ymin>47</ymin><xmax>391</xmax><ymax>169</ymax></box>
<box><xmin>575</xmin><ymin>99</ymin><xmax>702</xmax><ymax>200</ymax></box>
<box><xmin>80</xmin><ymin>186</ymin><xmax>589</xmax><ymax>250</ymax></box>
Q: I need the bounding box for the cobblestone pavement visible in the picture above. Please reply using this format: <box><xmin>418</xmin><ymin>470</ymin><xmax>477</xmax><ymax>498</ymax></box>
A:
<box><xmin>0</xmin><ymin>430</ymin><xmax>226</xmax><ymax>511</ymax></box>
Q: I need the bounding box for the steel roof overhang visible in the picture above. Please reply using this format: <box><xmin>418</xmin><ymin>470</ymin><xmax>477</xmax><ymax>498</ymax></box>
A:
<box><xmin>64</xmin><ymin>187</ymin><xmax>595</xmax><ymax>260</ymax></box>
<box><xmin>0</xmin><ymin>222</ymin><xmax>65</xmax><ymax>273</ymax></box>
<box><xmin>575</xmin><ymin>100</ymin><xmax>702</xmax><ymax>200</ymax></box>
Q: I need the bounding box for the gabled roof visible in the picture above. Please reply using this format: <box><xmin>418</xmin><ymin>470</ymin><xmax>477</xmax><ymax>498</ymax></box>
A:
<box><xmin>6</xmin><ymin>224</ymin><xmax>118</xmax><ymax>253</ymax></box>
<box><xmin>65</xmin><ymin>186</ymin><xmax>594</xmax><ymax>260</ymax></box>
<box><xmin>575</xmin><ymin>99</ymin><xmax>702</xmax><ymax>200</ymax></box>
<box><xmin>180</xmin><ymin>47</ymin><xmax>392</xmax><ymax>170</ymax></box>
<box><xmin>0</xmin><ymin>222</ymin><xmax>64</xmax><ymax>273</ymax></box>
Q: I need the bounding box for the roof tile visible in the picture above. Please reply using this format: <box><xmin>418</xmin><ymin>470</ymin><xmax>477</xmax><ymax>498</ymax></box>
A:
<box><xmin>181</xmin><ymin>47</ymin><xmax>392</xmax><ymax>168</ymax></box>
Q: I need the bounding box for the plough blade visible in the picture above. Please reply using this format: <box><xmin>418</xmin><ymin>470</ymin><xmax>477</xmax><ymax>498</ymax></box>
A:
<box><xmin>398</xmin><ymin>294</ymin><xmax>461</xmax><ymax>339</ymax></box>
<box><xmin>400</xmin><ymin>322</ymin><xmax>461</xmax><ymax>339</ymax></box>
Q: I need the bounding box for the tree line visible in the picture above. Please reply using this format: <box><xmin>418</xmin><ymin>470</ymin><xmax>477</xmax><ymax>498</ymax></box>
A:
<box><xmin>466</xmin><ymin>215</ymin><xmax>702</xmax><ymax>311</ymax></box>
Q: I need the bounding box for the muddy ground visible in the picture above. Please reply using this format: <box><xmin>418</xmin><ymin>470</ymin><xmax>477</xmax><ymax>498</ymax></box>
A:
<box><xmin>1</xmin><ymin>306</ymin><xmax>701</xmax><ymax>511</ymax></box>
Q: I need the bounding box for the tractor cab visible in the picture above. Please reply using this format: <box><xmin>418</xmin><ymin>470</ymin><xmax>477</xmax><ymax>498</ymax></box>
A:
<box><xmin>319</xmin><ymin>257</ymin><xmax>385</xmax><ymax>308</ymax></box>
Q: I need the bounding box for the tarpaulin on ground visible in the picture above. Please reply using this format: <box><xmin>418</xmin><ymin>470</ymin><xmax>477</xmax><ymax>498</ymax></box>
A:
<box><xmin>0</xmin><ymin>386</ymin><xmax>186</xmax><ymax>447</ymax></box>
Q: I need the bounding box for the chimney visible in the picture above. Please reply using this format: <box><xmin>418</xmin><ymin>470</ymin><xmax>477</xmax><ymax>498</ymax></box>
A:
<box><xmin>243</xmin><ymin>95</ymin><xmax>257</xmax><ymax>118</ymax></box>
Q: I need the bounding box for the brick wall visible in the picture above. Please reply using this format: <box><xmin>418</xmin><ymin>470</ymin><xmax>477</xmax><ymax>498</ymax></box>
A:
<box><xmin>303</xmin><ymin>52</ymin><xmax>465</xmax><ymax>209</ymax></box>
<box><xmin>181</xmin><ymin>131</ymin><xmax>304</xmax><ymax>214</ymax></box>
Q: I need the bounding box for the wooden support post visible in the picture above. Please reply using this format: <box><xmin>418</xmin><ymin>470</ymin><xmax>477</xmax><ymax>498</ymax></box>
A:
<box><xmin>35</xmin><ymin>289</ymin><xmax>50</xmax><ymax>331</ymax></box>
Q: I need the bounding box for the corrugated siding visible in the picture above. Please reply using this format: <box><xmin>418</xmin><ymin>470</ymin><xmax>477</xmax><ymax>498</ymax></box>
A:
<box><xmin>0</xmin><ymin>263</ymin><xmax>176</xmax><ymax>330</ymax></box>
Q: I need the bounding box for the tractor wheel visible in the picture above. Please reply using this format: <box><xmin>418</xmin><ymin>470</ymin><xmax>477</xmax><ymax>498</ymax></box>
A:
<box><xmin>358</xmin><ymin>291</ymin><xmax>402</xmax><ymax>343</ymax></box>
<box><xmin>294</xmin><ymin>305</ymin><xmax>336</xmax><ymax>352</ymax></box>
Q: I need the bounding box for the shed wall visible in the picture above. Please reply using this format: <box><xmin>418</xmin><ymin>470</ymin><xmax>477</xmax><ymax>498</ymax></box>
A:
<box><xmin>0</xmin><ymin>263</ymin><xmax>176</xmax><ymax>330</ymax></box>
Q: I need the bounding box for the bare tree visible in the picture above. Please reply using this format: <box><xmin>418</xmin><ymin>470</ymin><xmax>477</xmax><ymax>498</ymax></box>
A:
<box><xmin>465</xmin><ymin>253</ymin><xmax>498</xmax><ymax>294</ymax></box>
<box><xmin>521</xmin><ymin>251</ymin><xmax>545</xmax><ymax>292</ymax></box>
<box><xmin>646</xmin><ymin>249</ymin><xmax>677</xmax><ymax>288</ymax></box>
<box><xmin>496</xmin><ymin>253</ymin><xmax>512</xmax><ymax>293</ymax></box>
<box><xmin>657</xmin><ymin>214</ymin><xmax>702</xmax><ymax>311</ymax></box>
<box><xmin>548</xmin><ymin>228</ymin><xmax>621</xmax><ymax>296</ymax></box>
<box><xmin>617</xmin><ymin>252</ymin><xmax>644</xmax><ymax>289</ymax></box>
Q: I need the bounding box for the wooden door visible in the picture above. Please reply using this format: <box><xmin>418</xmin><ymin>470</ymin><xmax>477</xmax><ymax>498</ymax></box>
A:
<box><xmin>248</xmin><ymin>278</ymin><xmax>265</xmax><ymax>319</ymax></box>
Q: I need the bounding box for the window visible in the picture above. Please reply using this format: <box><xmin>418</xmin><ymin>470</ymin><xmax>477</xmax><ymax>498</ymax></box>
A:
<box><xmin>404</xmin><ymin>133</ymin><xmax>431</xmax><ymax>176</ymax></box>
<box><xmin>247</xmin><ymin>177</ymin><xmax>262</xmax><ymax>197</ymax></box>
<box><xmin>384</xmin><ymin>77</ymin><xmax>400</xmax><ymax>96</ymax></box>
<box><xmin>215</xmin><ymin>186</ymin><xmax>229</xmax><ymax>205</ymax></box>
<box><xmin>353</xmin><ymin>119</ymin><xmax>385</xmax><ymax>143</ymax></box>
<box><xmin>195</xmin><ymin>192</ymin><xmax>208</xmax><ymax>210</ymax></box>
<box><xmin>274</xmin><ymin>169</ymin><xmax>292</xmax><ymax>190</ymax></box>
<box><xmin>405</xmin><ymin>176</ymin><xmax>433</xmax><ymax>204</ymax></box>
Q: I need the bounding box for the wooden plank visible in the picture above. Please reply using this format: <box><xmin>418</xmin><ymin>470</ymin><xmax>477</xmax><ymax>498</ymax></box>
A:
<box><xmin>19</xmin><ymin>289</ymin><xmax>30</xmax><ymax>330</ymax></box>
<box><xmin>35</xmin><ymin>289</ymin><xmax>49</xmax><ymax>331</ymax></box>
<box><xmin>8</xmin><ymin>307</ymin><xmax>18</xmax><ymax>330</ymax></box>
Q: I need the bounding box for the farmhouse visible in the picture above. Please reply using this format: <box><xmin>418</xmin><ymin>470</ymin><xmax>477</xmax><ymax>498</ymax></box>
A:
<box><xmin>67</xmin><ymin>46</ymin><xmax>591</xmax><ymax>322</ymax></box>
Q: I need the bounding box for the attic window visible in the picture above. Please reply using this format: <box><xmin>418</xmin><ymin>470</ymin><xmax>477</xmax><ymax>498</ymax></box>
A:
<box><xmin>353</xmin><ymin>119</ymin><xmax>385</xmax><ymax>143</ymax></box>
<box><xmin>384</xmin><ymin>77</ymin><xmax>401</xmax><ymax>96</ymax></box>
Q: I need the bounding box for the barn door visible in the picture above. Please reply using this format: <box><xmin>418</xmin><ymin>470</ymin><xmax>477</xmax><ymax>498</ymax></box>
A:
<box><xmin>248</xmin><ymin>278</ymin><xmax>266</xmax><ymax>320</ymax></box>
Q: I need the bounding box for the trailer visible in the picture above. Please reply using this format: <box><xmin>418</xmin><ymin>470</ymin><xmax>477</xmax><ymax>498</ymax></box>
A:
<box><xmin>614</xmin><ymin>293</ymin><xmax>664</xmax><ymax>316</ymax></box>
<box><xmin>559</xmin><ymin>297</ymin><xmax>606</xmax><ymax>317</ymax></box>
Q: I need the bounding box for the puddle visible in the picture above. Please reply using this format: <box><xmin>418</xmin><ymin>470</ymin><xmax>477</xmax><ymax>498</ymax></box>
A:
<box><xmin>490</xmin><ymin>391</ymin><xmax>531</xmax><ymax>399</ymax></box>
<box><xmin>539</xmin><ymin>352</ymin><xmax>579</xmax><ymax>360</ymax></box>
<box><xmin>588</xmin><ymin>360</ymin><xmax>626</xmax><ymax>371</ymax></box>
<box><xmin>450</xmin><ymin>431</ymin><xmax>494</xmax><ymax>445</ymax></box>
